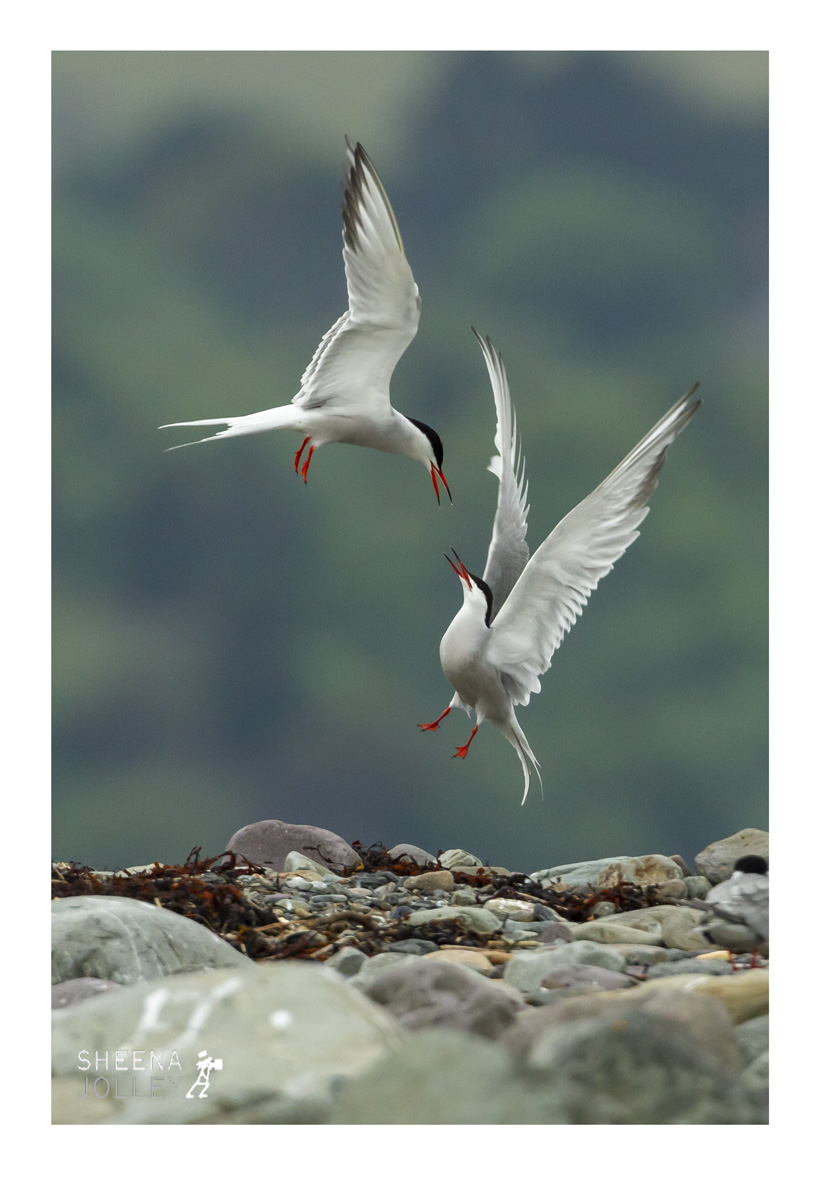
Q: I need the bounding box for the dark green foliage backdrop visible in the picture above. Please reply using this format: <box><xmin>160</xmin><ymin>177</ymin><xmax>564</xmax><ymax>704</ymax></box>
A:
<box><xmin>52</xmin><ymin>51</ymin><xmax>767</xmax><ymax>871</ymax></box>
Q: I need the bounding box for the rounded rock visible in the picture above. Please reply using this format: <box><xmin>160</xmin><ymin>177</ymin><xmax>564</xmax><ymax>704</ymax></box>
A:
<box><xmin>693</xmin><ymin>829</ymin><xmax>769</xmax><ymax>885</ymax></box>
<box><xmin>51</xmin><ymin>895</ymin><xmax>252</xmax><ymax>986</ymax></box>
<box><xmin>405</xmin><ymin>870</ymin><xmax>455</xmax><ymax>894</ymax></box>
<box><xmin>224</xmin><ymin>820</ymin><xmax>361</xmax><ymax>874</ymax></box>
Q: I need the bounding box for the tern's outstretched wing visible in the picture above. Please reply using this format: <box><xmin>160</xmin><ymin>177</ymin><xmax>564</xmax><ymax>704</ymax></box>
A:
<box><xmin>472</xmin><ymin>329</ymin><xmax>530</xmax><ymax>621</ymax></box>
<box><xmin>487</xmin><ymin>383</ymin><xmax>702</xmax><ymax>704</ymax></box>
<box><xmin>295</xmin><ymin>138</ymin><xmax>421</xmax><ymax>410</ymax></box>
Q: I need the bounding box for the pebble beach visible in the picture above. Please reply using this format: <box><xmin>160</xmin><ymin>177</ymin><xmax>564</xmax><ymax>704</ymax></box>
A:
<box><xmin>52</xmin><ymin>821</ymin><xmax>769</xmax><ymax>1124</ymax></box>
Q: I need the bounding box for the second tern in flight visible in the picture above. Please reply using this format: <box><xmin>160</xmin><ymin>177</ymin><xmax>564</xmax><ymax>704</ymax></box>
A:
<box><xmin>420</xmin><ymin>329</ymin><xmax>701</xmax><ymax>802</ymax></box>
<box><xmin>160</xmin><ymin>138</ymin><xmax>451</xmax><ymax>503</ymax></box>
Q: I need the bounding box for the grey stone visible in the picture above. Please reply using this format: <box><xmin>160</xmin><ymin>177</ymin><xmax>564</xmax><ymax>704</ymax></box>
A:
<box><xmin>387</xmin><ymin>939</ymin><xmax>438</xmax><ymax>956</ymax></box>
<box><xmin>571</xmin><ymin>904</ymin><xmax>710</xmax><ymax>952</ymax></box>
<box><xmin>702</xmin><ymin>919</ymin><xmax>765</xmax><ymax>953</ymax></box>
<box><xmin>573</xmin><ymin>920</ymin><xmax>663</xmax><ymax>946</ymax></box>
<box><xmin>328</xmin><ymin>947</ymin><xmax>368</xmax><ymax>977</ymax></box>
<box><xmin>423</xmin><ymin>948</ymin><xmax>494</xmax><ymax>975</ymax></box>
<box><xmin>504</xmin><ymin>942</ymin><xmax>627</xmax><ymax>995</ymax></box>
<box><xmin>693</xmin><ymin>829</ymin><xmax>769</xmax><ymax>885</ymax></box>
<box><xmin>386</xmin><ymin>843</ymin><xmax>438</xmax><ymax>868</ymax></box>
<box><xmin>524</xmin><ymin>1007</ymin><xmax>759</xmax><ymax>1123</ymax></box>
<box><xmin>602</xmin><ymin>944</ymin><xmax>672</xmax><ymax>966</ymax></box>
<box><xmin>51</xmin><ymin>896</ymin><xmax>252</xmax><ymax>986</ymax></box>
<box><xmin>685</xmin><ymin>876</ymin><xmax>712</xmax><ymax>900</ymax></box>
<box><xmin>503</xmin><ymin>985</ymin><xmax>743</xmax><ymax>1074</ymax></box>
<box><xmin>653</xmin><ymin>908</ymin><xmax>713</xmax><ymax>951</ymax></box>
<box><xmin>531</xmin><ymin>857</ymin><xmax>623</xmax><ymax>889</ymax></box>
<box><xmin>330</xmin><ymin>1029</ymin><xmax>569</xmax><ymax>1124</ymax></box>
<box><xmin>647</xmin><ymin>959</ymin><xmax>734</xmax><ymax>979</ymax></box>
<box><xmin>650</xmin><ymin>879</ymin><xmax>688</xmax><ymax>901</ymax></box>
<box><xmin>534</xmin><ymin>923</ymin><xmax>574</xmax><ymax>945</ymax></box>
<box><xmin>438</xmin><ymin>849</ymin><xmax>484</xmax><ymax>870</ymax></box>
<box><xmin>282</xmin><ymin>876</ymin><xmax>313</xmax><ymax>891</ymax></box>
<box><xmin>356</xmin><ymin>956</ymin><xmax>525</xmax><ymax>1038</ymax></box>
<box><xmin>404</xmin><ymin>870</ymin><xmax>454</xmax><ymax>893</ymax></box>
<box><xmin>224</xmin><ymin>820</ymin><xmax>361</xmax><ymax>874</ymax></box>
<box><xmin>735</xmin><ymin>1014</ymin><xmax>769</xmax><ymax>1066</ymax></box>
<box><xmin>281</xmin><ymin>851</ymin><xmax>327</xmax><ymax>876</ymax></box>
<box><xmin>405</xmin><ymin>904</ymin><xmax>501</xmax><ymax>934</ymax></box>
<box><xmin>741</xmin><ymin>1050</ymin><xmax>769</xmax><ymax>1111</ymax></box>
<box><xmin>634</xmin><ymin>967</ymin><xmax>769</xmax><ymax>1024</ymax></box>
<box><xmin>52</xmin><ymin>978</ymin><xmax>125</xmax><ymax>1009</ymax></box>
<box><xmin>350</xmin><ymin>953</ymin><xmax>422</xmax><ymax>988</ymax></box>
<box><xmin>484</xmin><ymin>897</ymin><xmax>536</xmax><ymax>921</ymax></box>
<box><xmin>52</xmin><ymin>962</ymin><xmax>401</xmax><ymax>1124</ymax></box>
<box><xmin>538</xmin><ymin>964</ymin><xmax>636</xmax><ymax>992</ymax></box>
<box><xmin>532</xmin><ymin>853</ymin><xmax>682</xmax><ymax>891</ymax></box>
<box><xmin>532</xmin><ymin>904</ymin><xmax>568</xmax><ymax>923</ymax></box>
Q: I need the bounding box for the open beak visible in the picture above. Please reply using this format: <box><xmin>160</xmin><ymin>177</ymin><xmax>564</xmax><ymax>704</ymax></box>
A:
<box><xmin>430</xmin><ymin>463</ymin><xmax>453</xmax><ymax>505</ymax></box>
<box><xmin>444</xmin><ymin>547</ymin><xmax>472</xmax><ymax>588</ymax></box>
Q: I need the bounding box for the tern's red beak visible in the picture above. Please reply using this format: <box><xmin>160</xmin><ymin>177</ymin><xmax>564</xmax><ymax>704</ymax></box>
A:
<box><xmin>430</xmin><ymin>463</ymin><xmax>452</xmax><ymax>505</ymax></box>
<box><xmin>444</xmin><ymin>548</ymin><xmax>472</xmax><ymax>588</ymax></box>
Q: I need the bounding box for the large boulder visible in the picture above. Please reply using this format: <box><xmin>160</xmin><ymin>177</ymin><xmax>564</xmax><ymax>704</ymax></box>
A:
<box><xmin>531</xmin><ymin>853</ymin><xmax>683</xmax><ymax>891</ymax></box>
<box><xmin>331</xmin><ymin>1029</ymin><xmax>568</xmax><ymax>1124</ymax></box>
<box><xmin>52</xmin><ymin>962</ymin><xmax>402</xmax><ymax>1124</ymax></box>
<box><xmin>523</xmin><ymin>1006</ymin><xmax>762</xmax><ymax>1123</ymax></box>
<box><xmin>694</xmin><ymin>829</ymin><xmax>769</xmax><ymax>884</ymax></box>
<box><xmin>52</xmin><ymin>895</ymin><xmax>251</xmax><ymax>986</ymax></box>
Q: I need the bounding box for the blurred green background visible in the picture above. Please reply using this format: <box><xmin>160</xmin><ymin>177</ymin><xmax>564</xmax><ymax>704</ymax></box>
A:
<box><xmin>52</xmin><ymin>51</ymin><xmax>767</xmax><ymax>872</ymax></box>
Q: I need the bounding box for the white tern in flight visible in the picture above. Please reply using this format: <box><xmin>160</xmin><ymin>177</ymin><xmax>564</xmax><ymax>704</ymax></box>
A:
<box><xmin>161</xmin><ymin>138</ymin><xmax>450</xmax><ymax>503</ymax></box>
<box><xmin>420</xmin><ymin>329</ymin><xmax>701</xmax><ymax>801</ymax></box>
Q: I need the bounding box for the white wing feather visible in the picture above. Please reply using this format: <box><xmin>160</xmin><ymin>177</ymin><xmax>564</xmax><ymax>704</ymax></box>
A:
<box><xmin>473</xmin><ymin>329</ymin><xmax>530</xmax><ymax>621</ymax></box>
<box><xmin>487</xmin><ymin>384</ymin><xmax>702</xmax><ymax>704</ymax></box>
<box><xmin>295</xmin><ymin>139</ymin><xmax>420</xmax><ymax>409</ymax></box>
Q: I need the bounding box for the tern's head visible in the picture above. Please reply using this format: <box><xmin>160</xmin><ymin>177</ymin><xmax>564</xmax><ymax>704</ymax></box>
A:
<box><xmin>733</xmin><ymin>855</ymin><xmax>768</xmax><ymax>876</ymax></box>
<box><xmin>445</xmin><ymin>549</ymin><xmax>493</xmax><ymax>626</ymax></box>
<box><xmin>408</xmin><ymin>417</ymin><xmax>451</xmax><ymax>505</ymax></box>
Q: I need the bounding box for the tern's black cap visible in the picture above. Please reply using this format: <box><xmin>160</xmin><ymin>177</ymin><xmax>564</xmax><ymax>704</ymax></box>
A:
<box><xmin>734</xmin><ymin>855</ymin><xmax>768</xmax><ymax>875</ymax></box>
<box><xmin>408</xmin><ymin>418</ymin><xmax>444</xmax><ymax>470</ymax></box>
<box><xmin>470</xmin><ymin>573</ymin><xmax>493</xmax><ymax>627</ymax></box>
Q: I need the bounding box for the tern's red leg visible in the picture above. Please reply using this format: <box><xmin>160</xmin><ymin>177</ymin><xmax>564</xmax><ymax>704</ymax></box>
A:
<box><xmin>300</xmin><ymin>443</ymin><xmax>316</xmax><ymax>483</ymax></box>
<box><xmin>418</xmin><ymin>706</ymin><xmax>451</xmax><ymax>732</ymax></box>
<box><xmin>294</xmin><ymin>437</ymin><xmax>311</xmax><ymax>473</ymax></box>
<box><xmin>453</xmin><ymin>725</ymin><xmax>478</xmax><ymax>758</ymax></box>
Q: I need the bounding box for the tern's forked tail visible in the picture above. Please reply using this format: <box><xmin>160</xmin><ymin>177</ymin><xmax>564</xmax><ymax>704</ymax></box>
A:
<box><xmin>500</xmin><ymin>716</ymin><xmax>543</xmax><ymax>805</ymax></box>
<box><xmin>159</xmin><ymin>405</ymin><xmax>298</xmax><ymax>451</ymax></box>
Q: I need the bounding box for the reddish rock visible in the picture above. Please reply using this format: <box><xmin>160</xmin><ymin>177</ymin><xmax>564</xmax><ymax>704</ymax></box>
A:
<box><xmin>224</xmin><ymin>820</ymin><xmax>361</xmax><ymax>873</ymax></box>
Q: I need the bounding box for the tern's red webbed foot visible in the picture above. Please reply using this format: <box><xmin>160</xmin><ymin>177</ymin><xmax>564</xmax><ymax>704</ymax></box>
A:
<box><xmin>300</xmin><ymin>444</ymin><xmax>316</xmax><ymax>483</ymax></box>
<box><xmin>453</xmin><ymin>725</ymin><xmax>478</xmax><ymax>758</ymax></box>
<box><xmin>418</xmin><ymin>706</ymin><xmax>451</xmax><ymax>732</ymax></box>
<box><xmin>294</xmin><ymin>437</ymin><xmax>311</xmax><ymax>473</ymax></box>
